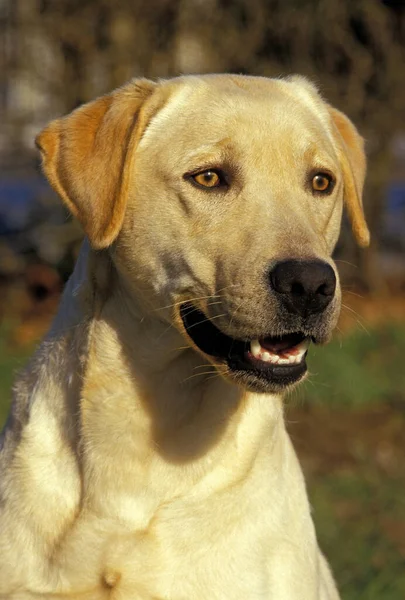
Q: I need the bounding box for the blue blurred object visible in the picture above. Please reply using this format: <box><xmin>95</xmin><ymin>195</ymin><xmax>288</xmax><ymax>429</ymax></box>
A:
<box><xmin>0</xmin><ymin>177</ymin><xmax>49</xmax><ymax>234</ymax></box>
<box><xmin>384</xmin><ymin>181</ymin><xmax>405</xmax><ymax>250</ymax></box>
<box><xmin>0</xmin><ymin>175</ymin><xmax>80</xmax><ymax>278</ymax></box>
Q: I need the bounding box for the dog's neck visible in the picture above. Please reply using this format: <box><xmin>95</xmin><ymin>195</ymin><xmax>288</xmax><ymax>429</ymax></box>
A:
<box><xmin>20</xmin><ymin>243</ymin><xmax>285</xmax><ymax>514</ymax></box>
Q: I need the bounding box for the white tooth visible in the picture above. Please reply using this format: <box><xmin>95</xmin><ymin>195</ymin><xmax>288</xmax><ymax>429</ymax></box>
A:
<box><xmin>250</xmin><ymin>339</ymin><xmax>261</xmax><ymax>357</ymax></box>
<box><xmin>262</xmin><ymin>351</ymin><xmax>271</xmax><ymax>362</ymax></box>
<box><xmin>294</xmin><ymin>339</ymin><xmax>310</xmax><ymax>361</ymax></box>
<box><xmin>297</xmin><ymin>338</ymin><xmax>310</xmax><ymax>352</ymax></box>
<box><xmin>270</xmin><ymin>354</ymin><xmax>280</xmax><ymax>364</ymax></box>
<box><xmin>288</xmin><ymin>355</ymin><xmax>296</xmax><ymax>364</ymax></box>
<box><xmin>278</xmin><ymin>357</ymin><xmax>290</xmax><ymax>365</ymax></box>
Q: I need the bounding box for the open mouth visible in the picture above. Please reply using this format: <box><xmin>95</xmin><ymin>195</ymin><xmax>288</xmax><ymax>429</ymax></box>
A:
<box><xmin>179</xmin><ymin>303</ymin><xmax>311</xmax><ymax>392</ymax></box>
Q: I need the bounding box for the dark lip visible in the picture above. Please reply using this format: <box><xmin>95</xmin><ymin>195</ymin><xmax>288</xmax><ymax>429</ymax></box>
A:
<box><xmin>179</xmin><ymin>302</ymin><xmax>310</xmax><ymax>393</ymax></box>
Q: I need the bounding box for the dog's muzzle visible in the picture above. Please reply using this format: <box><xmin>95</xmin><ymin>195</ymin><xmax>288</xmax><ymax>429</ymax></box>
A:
<box><xmin>178</xmin><ymin>259</ymin><xmax>338</xmax><ymax>393</ymax></box>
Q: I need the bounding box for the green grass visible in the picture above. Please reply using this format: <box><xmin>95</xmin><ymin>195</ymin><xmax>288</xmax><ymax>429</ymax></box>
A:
<box><xmin>301</xmin><ymin>322</ymin><xmax>405</xmax><ymax>408</ymax></box>
<box><xmin>288</xmin><ymin>322</ymin><xmax>405</xmax><ymax>599</ymax></box>
<box><xmin>312</xmin><ymin>469</ymin><xmax>405</xmax><ymax>600</ymax></box>
<box><xmin>0</xmin><ymin>322</ymin><xmax>34</xmax><ymax>427</ymax></box>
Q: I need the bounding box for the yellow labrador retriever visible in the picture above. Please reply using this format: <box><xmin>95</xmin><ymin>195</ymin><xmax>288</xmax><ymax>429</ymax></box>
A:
<box><xmin>0</xmin><ymin>74</ymin><xmax>369</xmax><ymax>599</ymax></box>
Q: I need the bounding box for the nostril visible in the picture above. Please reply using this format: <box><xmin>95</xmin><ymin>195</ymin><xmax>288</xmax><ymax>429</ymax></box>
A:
<box><xmin>317</xmin><ymin>282</ymin><xmax>330</xmax><ymax>296</ymax></box>
<box><xmin>316</xmin><ymin>273</ymin><xmax>336</xmax><ymax>297</ymax></box>
<box><xmin>291</xmin><ymin>281</ymin><xmax>305</xmax><ymax>296</ymax></box>
<box><xmin>269</xmin><ymin>259</ymin><xmax>336</xmax><ymax>316</ymax></box>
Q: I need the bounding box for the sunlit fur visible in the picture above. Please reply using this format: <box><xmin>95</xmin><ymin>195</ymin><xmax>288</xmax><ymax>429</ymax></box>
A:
<box><xmin>0</xmin><ymin>74</ymin><xmax>368</xmax><ymax>599</ymax></box>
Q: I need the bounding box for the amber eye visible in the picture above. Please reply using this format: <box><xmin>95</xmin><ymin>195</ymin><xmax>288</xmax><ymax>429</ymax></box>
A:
<box><xmin>192</xmin><ymin>170</ymin><xmax>221</xmax><ymax>188</ymax></box>
<box><xmin>312</xmin><ymin>173</ymin><xmax>333</xmax><ymax>193</ymax></box>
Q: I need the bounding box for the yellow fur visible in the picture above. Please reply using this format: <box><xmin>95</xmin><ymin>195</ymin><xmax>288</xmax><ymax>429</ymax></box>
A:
<box><xmin>0</xmin><ymin>74</ymin><xmax>368</xmax><ymax>599</ymax></box>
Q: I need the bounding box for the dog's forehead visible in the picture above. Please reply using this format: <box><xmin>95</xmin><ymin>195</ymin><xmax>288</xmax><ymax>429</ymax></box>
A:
<box><xmin>139</xmin><ymin>75</ymin><xmax>333</xmax><ymax>152</ymax></box>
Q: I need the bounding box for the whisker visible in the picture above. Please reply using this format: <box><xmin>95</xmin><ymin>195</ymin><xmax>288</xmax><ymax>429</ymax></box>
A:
<box><xmin>228</xmin><ymin>298</ymin><xmax>244</xmax><ymax>331</ymax></box>
<box><xmin>303</xmin><ymin>374</ymin><xmax>317</xmax><ymax>388</ymax></box>
<box><xmin>204</xmin><ymin>373</ymin><xmax>224</xmax><ymax>383</ymax></box>
<box><xmin>354</xmin><ymin>319</ymin><xmax>370</xmax><ymax>336</ymax></box>
<box><xmin>341</xmin><ymin>303</ymin><xmax>370</xmax><ymax>336</ymax></box>
<box><xmin>176</xmin><ymin>305</ymin><xmax>206</xmax><ymax>316</ymax></box>
<box><xmin>168</xmin><ymin>345</ymin><xmax>192</xmax><ymax>353</ymax></box>
<box><xmin>152</xmin><ymin>284</ymin><xmax>240</xmax><ymax>313</ymax></box>
<box><xmin>334</xmin><ymin>326</ymin><xmax>344</xmax><ymax>349</ymax></box>
<box><xmin>334</xmin><ymin>260</ymin><xmax>358</xmax><ymax>269</ymax></box>
<box><xmin>182</xmin><ymin>370</ymin><xmax>218</xmax><ymax>383</ymax></box>
<box><xmin>341</xmin><ymin>289</ymin><xmax>364</xmax><ymax>299</ymax></box>
<box><xmin>184</xmin><ymin>313</ymin><xmax>227</xmax><ymax>332</ymax></box>
<box><xmin>341</xmin><ymin>302</ymin><xmax>362</xmax><ymax>318</ymax></box>
<box><xmin>154</xmin><ymin>321</ymin><xmax>177</xmax><ymax>342</ymax></box>
<box><xmin>153</xmin><ymin>295</ymin><xmax>221</xmax><ymax>313</ymax></box>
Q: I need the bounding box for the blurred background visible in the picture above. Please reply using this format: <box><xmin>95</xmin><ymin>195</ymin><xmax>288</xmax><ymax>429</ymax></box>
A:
<box><xmin>0</xmin><ymin>0</ymin><xmax>404</xmax><ymax>597</ymax></box>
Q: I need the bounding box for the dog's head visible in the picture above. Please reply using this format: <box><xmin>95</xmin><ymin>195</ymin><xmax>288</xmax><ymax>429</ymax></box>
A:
<box><xmin>36</xmin><ymin>74</ymin><xmax>368</xmax><ymax>394</ymax></box>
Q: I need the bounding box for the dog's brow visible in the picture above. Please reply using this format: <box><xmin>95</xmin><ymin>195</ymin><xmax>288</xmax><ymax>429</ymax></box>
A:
<box><xmin>302</xmin><ymin>142</ymin><xmax>337</xmax><ymax>169</ymax></box>
<box><xmin>183</xmin><ymin>139</ymin><xmax>237</xmax><ymax>170</ymax></box>
<box><xmin>187</xmin><ymin>138</ymin><xmax>231</xmax><ymax>157</ymax></box>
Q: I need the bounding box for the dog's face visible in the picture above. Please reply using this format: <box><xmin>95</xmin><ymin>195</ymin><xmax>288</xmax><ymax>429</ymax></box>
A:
<box><xmin>36</xmin><ymin>74</ymin><xmax>368</xmax><ymax>394</ymax></box>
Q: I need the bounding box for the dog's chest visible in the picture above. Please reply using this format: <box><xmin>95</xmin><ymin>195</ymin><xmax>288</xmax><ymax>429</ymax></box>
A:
<box><xmin>81</xmin><ymin>417</ymin><xmax>314</xmax><ymax>599</ymax></box>
<box><xmin>102</xmin><ymin>493</ymin><xmax>271</xmax><ymax>599</ymax></box>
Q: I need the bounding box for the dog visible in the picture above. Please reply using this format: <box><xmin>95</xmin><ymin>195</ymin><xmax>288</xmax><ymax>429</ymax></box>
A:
<box><xmin>0</xmin><ymin>74</ymin><xmax>369</xmax><ymax>599</ymax></box>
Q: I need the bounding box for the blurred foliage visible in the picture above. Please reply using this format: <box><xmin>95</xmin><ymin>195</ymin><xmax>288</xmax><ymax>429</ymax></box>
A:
<box><xmin>5</xmin><ymin>1</ymin><xmax>405</xmax><ymax>155</ymax></box>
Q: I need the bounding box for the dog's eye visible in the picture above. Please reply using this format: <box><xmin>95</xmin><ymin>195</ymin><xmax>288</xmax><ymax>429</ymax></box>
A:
<box><xmin>312</xmin><ymin>173</ymin><xmax>333</xmax><ymax>193</ymax></box>
<box><xmin>192</xmin><ymin>170</ymin><xmax>223</xmax><ymax>189</ymax></box>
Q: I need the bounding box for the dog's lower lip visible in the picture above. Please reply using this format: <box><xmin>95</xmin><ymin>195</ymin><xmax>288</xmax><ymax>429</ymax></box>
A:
<box><xmin>179</xmin><ymin>302</ymin><xmax>311</xmax><ymax>389</ymax></box>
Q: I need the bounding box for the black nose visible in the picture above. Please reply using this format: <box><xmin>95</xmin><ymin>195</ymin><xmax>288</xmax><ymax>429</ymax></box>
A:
<box><xmin>269</xmin><ymin>259</ymin><xmax>336</xmax><ymax>317</ymax></box>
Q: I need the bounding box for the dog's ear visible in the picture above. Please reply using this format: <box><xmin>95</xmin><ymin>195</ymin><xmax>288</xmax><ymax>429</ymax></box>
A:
<box><xmin>328</xmin><ymin>107</ymin><xmax>370</xmax><ymax>248</ymax></box>
<box><xmin>36</xmin><ymin>79</ymin><xmax>157</xmax><ymax>249</ymax></box>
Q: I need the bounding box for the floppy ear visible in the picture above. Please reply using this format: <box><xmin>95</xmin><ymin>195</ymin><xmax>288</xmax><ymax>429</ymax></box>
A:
<box><xmin>328</xmin><ymin>107</ymin><xmax>370</xmax><ymax>248</ymax></box>
<box><xmin>36</xmin><ymin>79</ymin><xmax>157</xmax><ymax>249</ymax></box>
